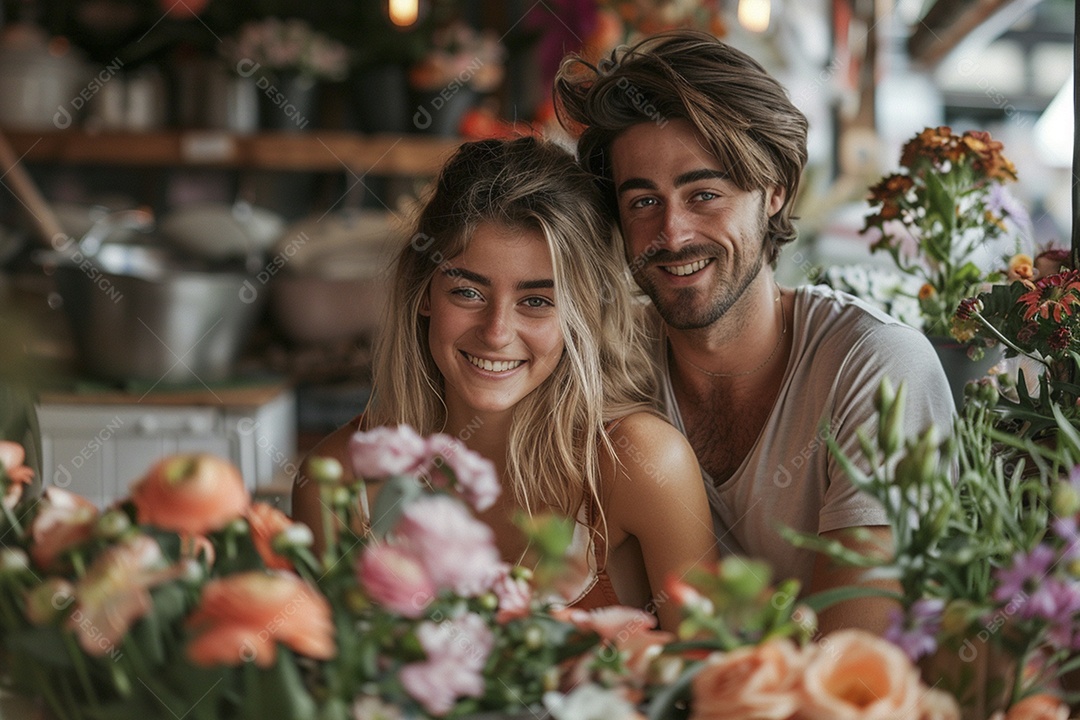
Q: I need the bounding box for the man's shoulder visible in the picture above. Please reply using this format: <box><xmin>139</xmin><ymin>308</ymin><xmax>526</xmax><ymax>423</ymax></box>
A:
<box><xmin>797</xmin><ymin>284</ymin><xmax>930</xmax><ymax>351</ymax></box>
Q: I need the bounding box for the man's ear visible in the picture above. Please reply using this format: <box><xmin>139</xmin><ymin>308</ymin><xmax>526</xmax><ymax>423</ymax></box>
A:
<box><xmin>766</xmin><ymin>185</ymin><xmax>786</xmax><ymax>217</ymax></box>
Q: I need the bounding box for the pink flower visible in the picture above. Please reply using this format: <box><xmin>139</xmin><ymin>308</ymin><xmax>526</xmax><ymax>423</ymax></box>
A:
<box><xmin>689</xmin><ymin>639</ymin><xmax>806</xmax><ymax>720</ymax></box>
<box><xmin>349</xmin><ymin>426</ymin><xmax>429</xmax><ymax>479</ymax></box>
<box><xmin>0</xmin><ymin>441</ymin><xmax>34</xmax><ymax>510</ymax></box>
<box><xmin>356</xmin><ymin>542</ymin><xmax>435</xmax><ymax>618</ymax></box>
<box><xmin>795</xmin><ymin>629</ymin><xmax>924</xmax><ymax>720</ymax></box>
<box><xmin>558</xmin><ymin>605</ymin><xmax>658</xmax><ymax>642</ymax></box>
<box><xmin>425</xmin><ymin>434</ymin><xmax>500</xmax><ymax>511</ymax></box>
<box><xmin>399</xmin><ymin>612</ymin><xmax>494</xmax><ymax>716</ymax></box>
<box><xmin>70</xmin><ymin>535</ymin><xmax>183</xmax><ymax>656</ymax></box>
<box><xmin>489</xmin><ymin>565</ymin><xmax>532</xmax><ymax>623</ymax></box>
<box><xmin>395</xmin><ymin>496</ymin><xmax>503</xmax><ymax>597</ymax></box>
<box><xmin>29</xmin><ymin>488</ymin><xmax>99</xmax><ymax>570</ymax></box>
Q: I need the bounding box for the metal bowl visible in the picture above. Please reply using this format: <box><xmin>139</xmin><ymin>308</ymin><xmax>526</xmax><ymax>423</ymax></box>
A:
<box><xmin>52</xmin><ymin>248</ymin><xmax>265</xmax><ymax>385</ymax></box>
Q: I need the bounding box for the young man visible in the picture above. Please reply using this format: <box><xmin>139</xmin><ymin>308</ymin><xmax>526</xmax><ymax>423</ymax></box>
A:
<box><xmin>554</xmin><ymin>30</ymin><xmax>954</xmax><ymax>634</ymax></box>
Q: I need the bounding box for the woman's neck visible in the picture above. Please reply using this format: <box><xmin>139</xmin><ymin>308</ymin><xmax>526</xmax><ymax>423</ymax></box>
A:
<box><xmin>444</xmin><ymin>407</ymin><xmax>511</xmax><ymax>470</ymax></box>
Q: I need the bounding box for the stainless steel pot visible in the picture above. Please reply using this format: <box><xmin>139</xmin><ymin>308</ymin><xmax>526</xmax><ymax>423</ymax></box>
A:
<box><xmin>48</xmin><ymin>212</ymin><xmax>266</xmax><ymax>385</ymax></box>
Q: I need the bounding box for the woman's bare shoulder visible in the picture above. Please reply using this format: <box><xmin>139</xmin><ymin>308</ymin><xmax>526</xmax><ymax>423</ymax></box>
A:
<box><xmin>605</xmin><ymin>411</ymin><xmax>700</xmax><ymax>490</ymax></box>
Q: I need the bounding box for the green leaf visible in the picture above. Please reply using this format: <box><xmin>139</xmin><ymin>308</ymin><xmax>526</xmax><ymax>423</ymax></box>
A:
<box><xmin>646</xmin><ymin>660</ymin><xmax>704</xmax><ymax>720</ymax></box>
<box><xmin>800</xmin><ymin>584</ymin><xmax>903</xmax><ymax>613</ymax></box>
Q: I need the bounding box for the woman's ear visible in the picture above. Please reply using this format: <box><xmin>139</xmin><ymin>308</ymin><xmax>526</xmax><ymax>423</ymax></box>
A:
<box><xmin>419</xmin><ymin>291</ymin><xmax>431</xmax><ymax>317</ymax></box>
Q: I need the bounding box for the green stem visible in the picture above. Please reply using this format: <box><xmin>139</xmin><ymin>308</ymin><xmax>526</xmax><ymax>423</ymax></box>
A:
<box><xmin>973</xmin><ymin>311</ymin><xmax>1047</xmax><ymax>365</ymax></box>
<box><xmin>61</xmin><ymin>632</ymin><xmax>100</xmax><ymax>709</ymax></box>
<box><xmin>0</xmin><ymin>501</ymin><xmax>22</xmax><ymax>536</ymax></box>
<box><xmin>319</xmin><ymin>486</ymin><xmax>338</xmax><ymax>569</ymax></box>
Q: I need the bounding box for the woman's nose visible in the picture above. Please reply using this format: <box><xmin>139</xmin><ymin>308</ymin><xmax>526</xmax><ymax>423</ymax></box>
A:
<box><xmin>477</xmin><ymin>303</ymin><xmax>514</xmax><ymax>348</ymax></box>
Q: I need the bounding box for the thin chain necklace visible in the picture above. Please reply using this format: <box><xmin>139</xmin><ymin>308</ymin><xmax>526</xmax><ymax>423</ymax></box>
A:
<box><xmin>671</xmin><ymin>283</ymin><xmax>787</xmax><ymax>379</ymax></box>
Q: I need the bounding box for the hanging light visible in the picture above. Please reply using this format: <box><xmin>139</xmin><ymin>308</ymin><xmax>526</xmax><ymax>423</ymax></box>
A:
<box><xmin>388</xmin><ymin>0</ymin><xmax>421</xmax><ymax>28</ymax></box>
<box><xmin>738</xmin><ymin>0</ymin><xmax>771</xmax><ymax>33</ymax></box>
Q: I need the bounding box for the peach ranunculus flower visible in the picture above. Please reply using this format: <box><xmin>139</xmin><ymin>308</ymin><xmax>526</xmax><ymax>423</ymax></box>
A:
<box><xmin>186</xmin><ymin>571</ymin><xmax>335</xmax><ymax>668</ymax></box>
<box><xmin>70</xmin><ymin>534</ymin><xmax>183</xmax><ymax>656</ymax></box>
<box><xmin>795</xmin><ymin>629</ymin><xmax>924</xmax><ymax>720</ymax></box>
<box><xmin>0</xmin><ymin>441</ymin><xmax>34</xmax><ymax>509</ymax></box>
<box><xmin>29</xmin><ymin>487</ymin><xmax>99</xmax><ymax>570</ymax></box>
<box><xmin>246</xmin><ymin>502</ymin><xmax>295</xmax><ymax>570</ymax></box>
<box><xmin>918</xmin><ymin>688</ymin><xmax>961</xmax><ymax>720</ymax></box>
<box><xmin>689</xmin><ymin>638</ymin><xmax>807</xmax><ymax>720</ymax></box>
<box><xmin>130</xmin><ymin>454</ymin><xmax>249</xmax><ymax>537</ymax></box>
<box><xmin>990</xmin><ymin>695</ymin><xmax>1072</xmax><ymax>720</ymax></box>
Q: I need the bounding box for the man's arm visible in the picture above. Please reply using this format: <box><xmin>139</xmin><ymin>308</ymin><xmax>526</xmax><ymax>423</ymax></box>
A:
<box><xmin>808</xmin><ymin>525</ymin><xmax>899</xmax><ymax>636</ymax></box>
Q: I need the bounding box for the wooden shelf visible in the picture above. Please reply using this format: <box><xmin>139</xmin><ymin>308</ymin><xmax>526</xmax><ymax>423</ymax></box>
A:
<box><xmin>2</xmin><ymin>129</ymin><xmax>462</xmax><ymax>176</ymax></box>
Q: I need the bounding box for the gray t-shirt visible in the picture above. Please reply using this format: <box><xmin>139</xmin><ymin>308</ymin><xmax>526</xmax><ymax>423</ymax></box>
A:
<box><xmin>657</xmin><ymin>284</ymin><xmax>955</xmax><ymax>587</ymax></box>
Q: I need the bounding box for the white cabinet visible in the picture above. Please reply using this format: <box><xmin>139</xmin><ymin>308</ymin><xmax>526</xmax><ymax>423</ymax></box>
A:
<box><xmin>37</xmin><ymin>385</ymin><xmax>295</xmax><ymax>509</ymax></box>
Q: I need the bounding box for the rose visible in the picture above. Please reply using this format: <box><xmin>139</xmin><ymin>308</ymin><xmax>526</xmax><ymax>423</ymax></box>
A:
<box><xmin>394</xmin><ymin>495</ymin><xmax>503</xmax><ymax>597</ymax></box>
<box><xmin>349</xmin><ymin>425</ymin><xmax>429</xmax><ymax>479</ymax></box>
<box><xmin>689</xmin><ymin>639</ymin><xmax>805</xmax><ymax>720</ymax></box>
<box><xmin>796</xmin><ymin>630</ymin><xmax>924</xmax><ymax>720</ymax></box>
<box><xmin>131</xmin><ymin>454</ymin><xmax>249</xmax><ymax>537</ymax></box>
<box><xmin>356</xmin><ymin>542</ymin><xmax>435</xmax><ymax>618</ymax></box>
<box><xmin>187</xmin><ymin>571</ymin><xmax>336</xmax><ymax>667</ymax></box>
<box><xmin>29</xmin><ymin>487</ymin><xmax>99</xmax><ymax>570</ymax></box>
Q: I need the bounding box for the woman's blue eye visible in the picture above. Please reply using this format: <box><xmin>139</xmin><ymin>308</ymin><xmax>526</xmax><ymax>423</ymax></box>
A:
<box><xmin>523</xmin><ymin>297</ymin><xmax>553</xmax><ymax>308</ymax></box>
<box><xmin>452</xmin><ymin>288</ymin><xmax>481</xmax><ymax>300</ymax></box>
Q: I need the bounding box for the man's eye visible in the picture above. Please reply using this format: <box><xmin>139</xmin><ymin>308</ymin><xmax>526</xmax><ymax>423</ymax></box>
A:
<box><xmin>630</xmin><ymin>197</ymin><xmax>657</xmax><ymax>209</ymax></box>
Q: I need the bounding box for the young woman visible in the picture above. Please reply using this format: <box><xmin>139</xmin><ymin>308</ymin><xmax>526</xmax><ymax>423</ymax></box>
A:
<box><xmin>292</xmin><ymin>137</ymin><xmax>716</xmax><ymax>629</ymax></box>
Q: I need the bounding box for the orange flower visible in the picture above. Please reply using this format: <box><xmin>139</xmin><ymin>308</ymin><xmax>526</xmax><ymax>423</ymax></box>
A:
<box><xmin>187</xmin><ymin>571</ymin><xmax>335</xmax><ymax>668</ymax></box>
<box><xmin>1008</xmin><ymin>254</ymin><xmax>1035</xmax><ymax>281</ymax></box>
<box><xmin>130</xmin><ymin>454</ymin><xmax>249</xmax><ymax>537</ymax></box>
<box><xmin>0</xmin><ymin>441</ymin><xmax>34</xmax><ymax>510</ymax></box>
<box><xmin>70</xmin><ymin>535</ymin><xmax>182</xmax><ymax>656</ymax></box>
<box><xmin>689</xmin><ymin>639</ymin><xmax>806</xmax><ymax>720</ymax></box>
<box><xmin>918</xmin><ymin>283</ymin><xmax>937</xmax><ymax>301</ymax></box>
<box><xmin>29</xmin><ymin>488</ymin><xmax>99</xmax><ymax>570</ymax></box>
<box><xmin>997</xmin><ymin>694</ymin><xmax>1071</xmax><ymax>720</ymax></box>
<box><xmin>795</xmin><ymin>629</ymin><xmax>923</xmax><ymax>720</ymax></box>
<box><xmin>1017</xmin><ymin>271</ymin><xmax>1080</xmax><ymax>323</ymax></box>
<box><xmin>247</xmin><ymin>503</ymin><xmax>295</xmax><ymax>570</ymax></box>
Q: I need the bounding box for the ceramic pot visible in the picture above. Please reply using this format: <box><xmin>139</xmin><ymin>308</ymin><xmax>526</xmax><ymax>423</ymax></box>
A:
<box><xmin>927</xmin><ymin>335</ymin><xmax>1003</xmax><ymax>408</ymax></box>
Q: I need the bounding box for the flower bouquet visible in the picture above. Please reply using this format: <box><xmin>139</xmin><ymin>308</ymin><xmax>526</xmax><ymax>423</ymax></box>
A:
<box><xmin>0</xmin><ymin>426</ymin><xmax>678</xmax><ymax>720</ymax></box>
<box><xmin>783</xmin><ymin>379</ymin><xmax>1080</xmax><ymax>719</ymax></box>
<box><xmin>863</xmin><ymin>126</ymin><xmax>1031</xmax><ymax>340</ymax></box>
<box><xmin>954</xmin><ymin>263</ymin><xmax>1080</xmax><ymax>437</ymax></box>
<box><xmin>407</xmin><ymin>21</ymin><xmax>505</xmax><ymax>94</ymax></box>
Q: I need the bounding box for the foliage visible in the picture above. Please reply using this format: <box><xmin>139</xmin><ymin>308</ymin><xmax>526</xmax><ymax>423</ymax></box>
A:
<box><xmin>863</xmin><ymin>126</ymin><xmax>1030</xmax><ymax>338</ymax></box>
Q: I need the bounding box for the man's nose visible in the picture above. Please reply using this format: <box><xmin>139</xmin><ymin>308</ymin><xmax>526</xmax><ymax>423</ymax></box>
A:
<box><xmin>658</xmin><ymin>203</ymin><xmax>695</xmax><ymax>250</ymax></box>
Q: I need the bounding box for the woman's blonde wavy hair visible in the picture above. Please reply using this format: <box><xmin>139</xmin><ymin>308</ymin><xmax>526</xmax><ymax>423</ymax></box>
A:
<box><xmin>366</xmin><ymin>137</ymin><xmax>655</xmax><ymax>520</ymax></box>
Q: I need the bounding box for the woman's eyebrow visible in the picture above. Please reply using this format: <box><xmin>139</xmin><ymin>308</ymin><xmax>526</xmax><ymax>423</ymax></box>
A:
<box><xmin>443</xmin><ymin>267</ymin><xmax>553</xmax><ymax>291</ymax></box>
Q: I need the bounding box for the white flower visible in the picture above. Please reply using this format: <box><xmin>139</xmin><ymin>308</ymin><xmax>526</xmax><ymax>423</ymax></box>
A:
<box><xmin>543</xmin><ymin>685</ymin><xmax>641</xmax><ymax>720</ymax></box>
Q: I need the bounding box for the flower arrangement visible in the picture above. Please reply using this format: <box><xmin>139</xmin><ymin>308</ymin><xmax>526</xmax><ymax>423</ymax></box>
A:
<box><xmin>407</xmin><ymin>21</ymin><xmax>505</xmax><ymax>93</ymax></box>
<box><xmin>863</xmin><ymin>126</ymin><xmax>1031</xmax><ymax>339</ymax></box>
<box><xmin>222</xmin><ymin>17</ymin><xmax>350</xmax><ymax>81</ymax></box>
<box><xmin>785</xmin><ymin>379</ymin><xmax>1080</xmax><ymax>719</ymax></box>
<box><xmin>953</xmin><ymin>255</ymin><xmax>1080</xmax><ymax>436</ymax></box>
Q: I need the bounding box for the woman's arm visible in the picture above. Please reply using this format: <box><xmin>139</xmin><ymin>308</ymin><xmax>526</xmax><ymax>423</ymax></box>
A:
<box><xmin>601</xmin><ymin>412</ymin><xmax>719</xmax><ymax>631</ymax></box>
<box><xmin>291</xmin><ymin>422</ymin><xmax>358</xmax><ymax>555</ymax></box>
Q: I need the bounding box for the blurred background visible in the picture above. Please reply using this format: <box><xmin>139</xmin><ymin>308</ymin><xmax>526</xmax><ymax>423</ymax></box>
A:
<box><xmin>0</xmin><ymin>0</ymin><xmax>1073</xmax><ymax>508</ymax></box>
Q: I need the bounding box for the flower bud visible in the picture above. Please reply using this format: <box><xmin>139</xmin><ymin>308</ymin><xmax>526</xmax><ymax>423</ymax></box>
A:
<box><xmin>271</xmin><ymin>523</ymin><xmax>314</xmax><ymax>553</ymax></box>
<box><xmin>1052</xmin><ymin>481</ymin><xmax>1080</xmax><ymax>518</ymax></box>
<box><xmin>307</xmin><ymin>457</ymin><xmax>344</xmax><ymax>485</ymax></box>
<box><xmin>523</xmin><ymin>623</ymin><xmax>545</xmax><ymax>650</ymax></box>
<box><xmin>24</xmin><ymin>578</ymin><xmax>75</xmax><ymax>624</ymax></box>
<box><xmin>95</xmin><ymin>509</ymin><xmax>131</xmax><ymax>540</ymax></box>
<box><xmin>541</xmin><ymin>665</ymin><xmax>561</xmax><ymax>692</ymax></box>
<box><xmin>0</xmin><ymin>547</ymin><xmax>29</xmax><ymax>573</ymax></box>
<box><xmin>879</xmin><ymin>382</ymin><xmax>907</xmax><ymax>457</ymax></box>
<box><xmin>510</xmin><ymin>566</ymin><xmax>533</xmax><ymax>583</ymax></box>
<box><xmin>478</xmin><ymin>592</ymin><xmax>499</xmax><ymax>611</ymax></box>
<box><xmin>875</xmin><ymin>378</ymin><xmax>896</xmax><ymax>414</ymax></box>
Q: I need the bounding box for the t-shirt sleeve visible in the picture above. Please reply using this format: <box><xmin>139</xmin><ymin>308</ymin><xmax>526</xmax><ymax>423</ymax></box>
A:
<box><xmin>818</xmin><ymin>322</ymin><xmax>956</xmax><ymax>534</ymax></box>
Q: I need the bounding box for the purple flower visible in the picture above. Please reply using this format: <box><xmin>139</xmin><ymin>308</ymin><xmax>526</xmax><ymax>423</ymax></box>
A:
<box><xmin>1052</xmin><ymin>516</ymin><xmax>1080</xmax><ymax>561</ymax></box>
<box><xmin>993</xmin><ymin>544</ymin><xmax>1056</xmax><ymax>604</ymax></box>
<box><xmin>986</xmin><ymin>183</ymin><xmax>1033</xmax><ymax>238</ymax></box>
<box><xmin>884</xmin><ymin>597</ymin><xmax>944</xmax><ymax>661</ymax></box>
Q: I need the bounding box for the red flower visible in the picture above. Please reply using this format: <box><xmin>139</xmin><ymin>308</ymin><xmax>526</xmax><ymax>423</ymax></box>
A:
<box><xmin>1017</xmin><ymin>272</ymin><xmax>1080</xmax><ymax>323</ymax></box>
